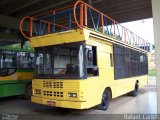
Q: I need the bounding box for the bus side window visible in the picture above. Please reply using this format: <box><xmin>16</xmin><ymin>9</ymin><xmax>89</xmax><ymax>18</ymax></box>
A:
<box><xmin>86</xmin><ymin>46</ymin><xmax>98</xmax><ymax>76</ymax></box>
<box><xmin>29</xmin><ymin>53</ymin><xmax>35</xmax><ymax>68</ymax></box>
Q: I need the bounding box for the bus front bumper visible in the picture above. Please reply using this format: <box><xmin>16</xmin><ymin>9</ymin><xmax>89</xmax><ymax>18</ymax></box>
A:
<box><xmin>31</xmin><ymin>96</ymin><xmax>87</xmax><ymax>109</ymax></box>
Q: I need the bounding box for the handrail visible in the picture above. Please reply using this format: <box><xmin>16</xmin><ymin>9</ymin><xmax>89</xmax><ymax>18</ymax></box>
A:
<box><xmin>20</xmin><ymin>0</ymin><xmax>151</xmax><ymax>51</ymax></box>
<box><xmin>73</xmin><ymin>0</ymin><xmax>151</xmax><ymax>50</ymax></box>
<box><xmin>20</xmin><ymin>5</ymin><xmax>74</xmax><ymax>40</ymax></box>
<box><xmin>20</xmin><ymin>15</ymin><xmax>71</xmax><ymax>40</ymax></box>
<box><xmin>20</xmin><ymin>16</ymin><xmax>32</xmax><ymax>40</ymax></box>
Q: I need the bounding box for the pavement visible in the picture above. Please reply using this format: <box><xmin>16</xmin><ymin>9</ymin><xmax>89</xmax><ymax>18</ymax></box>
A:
<box><xmin>0</xmin><ymin>77</ymin><xmax>157</xmax><ymax>120</ymax></box>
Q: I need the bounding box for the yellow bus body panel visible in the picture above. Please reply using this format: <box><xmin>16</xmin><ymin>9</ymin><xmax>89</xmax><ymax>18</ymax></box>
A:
<box><xmin>30</xmin><ymin>29</ymin><xmax>90</xmax><ymax>48</ymax></box>
<box><xmin>32</xmin><ymin>75</ymin><xmax>147</xmax><ymax>109</ymax></box>
<box><xmin>31</xmin><ymin>28</ymin><xmax>148</xmax><ymax>109</ymax></box>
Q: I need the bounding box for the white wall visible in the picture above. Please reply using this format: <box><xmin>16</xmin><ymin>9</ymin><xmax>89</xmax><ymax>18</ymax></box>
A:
<box><xmin>152</xmin><ymin>0</ymin><xmax>160</xmax><ymax>114</ymax></box>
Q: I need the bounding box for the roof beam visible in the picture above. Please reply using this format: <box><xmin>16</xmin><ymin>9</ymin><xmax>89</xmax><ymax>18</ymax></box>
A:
<box><xmin>0</xmin><ymin>14</ymin><xmax>29</xmax><ymax>31</ymax></box>
<box><xmin>0</xmin><ymin>0</ymin><xmax>11</xmax><ymax>6</ymax></box>
<box><xmin>0</xmin><ymin>33</ymin><xmax>21</xmax><ymax>45</ymax></box>
<box><xmin>15</xmin><ymin>0</ymin><xmax>73</xmax><ymax>17</ymax></box>
<box><xmin>0</xmin><ymin>33</ymin><xmax>20</xmax><ymax>41</ymax></box>
<box><xmin>6</xmin><ymin>0</ymin><xmax>42</xmax><ymax>15</ymax></box>
<box><xmin>111</xmin><ymin>7</ymin><xmax>152</xmax><ymax>23</ymax></box>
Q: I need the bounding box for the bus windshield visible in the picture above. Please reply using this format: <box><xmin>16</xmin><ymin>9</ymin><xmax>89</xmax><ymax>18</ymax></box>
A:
<box><xmin>34</xmin><ymin>42</ymin><xmax>85</xmax><ymax>79</ymax></box>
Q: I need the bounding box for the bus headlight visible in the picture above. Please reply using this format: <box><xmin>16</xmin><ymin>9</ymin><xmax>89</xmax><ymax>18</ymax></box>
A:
<box><xmin>34</xmin><ymin>89</ymin><xmax>41</xmax><ymax>95</ymax></box>
<box><xmin>68</xmin><ymin>93</ymin><xmax>77</xmax><ymax>98</ymax></box>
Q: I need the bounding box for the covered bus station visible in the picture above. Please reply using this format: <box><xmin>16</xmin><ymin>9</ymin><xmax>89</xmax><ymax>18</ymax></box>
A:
<box><xmin>0</xmin><ymin>0</ymin><xmax>159</xmax><ymax>119</ymax></box>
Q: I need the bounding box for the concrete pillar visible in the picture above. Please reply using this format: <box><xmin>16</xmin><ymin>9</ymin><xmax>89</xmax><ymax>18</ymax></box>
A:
<box><xmin>152</xmin><ymin>0</ymin><xmax>160</xmax><ymax>114</ymax></box>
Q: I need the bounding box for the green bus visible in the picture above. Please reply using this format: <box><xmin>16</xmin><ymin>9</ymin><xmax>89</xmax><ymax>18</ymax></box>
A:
<box><xmin>0</xmin><ymin>47</ymin><xmax>34</xmax><ymax>99</ymax></box>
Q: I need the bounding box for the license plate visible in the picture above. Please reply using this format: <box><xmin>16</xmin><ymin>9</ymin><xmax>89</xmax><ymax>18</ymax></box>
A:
<box><xmin>47</xmin><ymin>101</ymin><xmax>55</xmax><ymax>106</ymax></box>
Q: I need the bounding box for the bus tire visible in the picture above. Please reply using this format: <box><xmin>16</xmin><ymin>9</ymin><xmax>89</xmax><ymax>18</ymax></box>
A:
<box><xmin>25</xmin><ymin>84</ymin><xmax>32</xmax><ymax>100</ymax></box>
<box><xmin>98</xmin><ymin>90</ymin><xmax>110</xmax><ymax>110</ymax></box>
<box><xmin>128</xmin><ymin>83</ymin><xmax>139</xmax><ymax>96</ymax></box>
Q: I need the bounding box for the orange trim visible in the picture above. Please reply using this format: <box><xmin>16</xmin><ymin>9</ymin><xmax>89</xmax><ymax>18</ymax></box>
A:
<box><xmin>20</xmin><ymin>0</ymin><xmax>150</xmax><ymax>47</ymax></box>
<box><xmin>74</xmin><ymin>0</ymin><xmax>150</xmax><ymax>46</ymax></box>
<box><xmin>101</xmin><ymin>14</ymin><xmax>104</xmax><ymax>33</ymax></box>
<box><xmin>53</xmin><ymin>10</ymin><xmax>55</xmax><ymax>14</ymax></box>
<box><xmin>20</xmin><ymin>16</ymin><xmax>31</xmax><ymax>40</ymax></box>
<box><xmin>80</xmin><ymin>4</ymin><xmax>83</xmax><ymax>27</ymax></box>
<box><xmin>55</xmin><ymin>23</ymin><xmax>68</xmax><ymax>29</ymax></box>
<box><xmin>74</xmin><ymin>1</ymin><xmax>82</xmax><ymax>29</ymax></box>
<box><xmin>48</xmin><ymin>23</ymin><xmax>51</xmax><ymax>33</ymax></box>
<box><xmin>30</xmin><ymin>18</ymin><xmax>33</xmax><ymax>37</ymax></box>
<box><xmin>20</xmin><ymin>16</ymin><xmax>69</xmax><ymax>39</ymax></box>
<box><xmin>84</xmin><ymin>4</ymin><xmax>87</xmax><ymax>26</ymax></box>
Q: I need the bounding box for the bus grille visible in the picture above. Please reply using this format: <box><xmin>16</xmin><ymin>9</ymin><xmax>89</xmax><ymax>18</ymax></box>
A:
<box><xmin>43</xmin><ymin>81</ymin><xmax>63</xmax><ymax>88</ymax></box>
<box><xmin>43</xmin><ymin>91</ymin><xmax>63</xmax><ymax>97</ymax></box>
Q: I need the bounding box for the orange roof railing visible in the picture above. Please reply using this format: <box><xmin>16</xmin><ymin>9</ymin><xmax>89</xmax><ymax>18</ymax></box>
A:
<box><xmin>20</xmin><ymin>0</ymin><xmax>151</xmax><ymax>51</ymax></box>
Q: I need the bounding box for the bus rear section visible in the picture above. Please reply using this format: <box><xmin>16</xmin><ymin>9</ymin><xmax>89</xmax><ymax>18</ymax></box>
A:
<box><xmin>0</xmin><ymin>48</ymin><xmax>34</xmax><ymax>99</ymax></box>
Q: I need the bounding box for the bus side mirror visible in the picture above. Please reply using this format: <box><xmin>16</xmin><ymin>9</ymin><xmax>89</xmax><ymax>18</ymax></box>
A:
<box><xmin>87</xmin><ymin>50</ymin><xmax>93</xmax><ymax>61</ymax></box>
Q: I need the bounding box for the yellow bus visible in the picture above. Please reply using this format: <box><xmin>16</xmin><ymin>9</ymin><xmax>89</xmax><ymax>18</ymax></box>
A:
<box><xmin>20</xmin><ymin>1</ymin><xmax>150</xmax><ymax>110</ymax></box>
<box><xmin>0</xmin><ymin>47</ymin><xmax>34</xmax><ymax>99</ymax></box>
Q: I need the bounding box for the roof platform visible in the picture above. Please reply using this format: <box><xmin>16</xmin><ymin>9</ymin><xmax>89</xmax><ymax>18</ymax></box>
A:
<box><xmin>20</xmin><ymin>0</ymin><xmax>151</xmax><ymax>52</ymax></box>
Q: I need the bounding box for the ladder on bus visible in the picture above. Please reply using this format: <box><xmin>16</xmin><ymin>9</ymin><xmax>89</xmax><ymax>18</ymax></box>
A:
<box><xmin>20</xmin><ymin>0</ymin><xmax>151</xmax><ymax>52</ymax></box>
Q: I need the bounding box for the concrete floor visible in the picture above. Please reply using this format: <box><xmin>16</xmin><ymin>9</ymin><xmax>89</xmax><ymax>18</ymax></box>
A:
<box><xmin>0</xmin><ymin>77</ymin><xmax>157</xmax><ymax>120</ymax></box>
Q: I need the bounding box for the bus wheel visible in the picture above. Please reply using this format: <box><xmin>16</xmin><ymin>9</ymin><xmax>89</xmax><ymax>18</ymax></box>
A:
<box><xmin>25</xmin><ymin>84</ymin><xmax>32</xmax><ymax>100</ymax></box>
<box><xmin>128</xmin><ymin>83</ymin><xmax>139</xmax><ymax>96</ymax></box>
<box><xmin>98</xmin><ymin>90</ymin><xmax>110</xmax><ymax>110</ymax></box>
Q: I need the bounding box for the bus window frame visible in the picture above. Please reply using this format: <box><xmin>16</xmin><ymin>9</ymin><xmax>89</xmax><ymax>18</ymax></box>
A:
<box><xmin>114</xmin><ymin>44</ymin><xmax>148</xmax><ymax>80</ymax></box>
<box><xmin>34</xmin><ymin>42</ymin><xmax>87</xmax><ymax>79</ymax></box>
<box><xmin>86</xmin><ymin>45</ymin><xmax>99</xmax><ymax>77</ymax></box>
<box><xmin>17</xmin><ymin>51</ymin><xmax>35</xmax><ymax>70</ymax></box>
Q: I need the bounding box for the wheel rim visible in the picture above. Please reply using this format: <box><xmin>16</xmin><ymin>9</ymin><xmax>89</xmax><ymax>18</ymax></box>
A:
<box><xmin>102</xmin><ymin>93</ymin><xmax>108</xmax><ymax>107</ymax></box>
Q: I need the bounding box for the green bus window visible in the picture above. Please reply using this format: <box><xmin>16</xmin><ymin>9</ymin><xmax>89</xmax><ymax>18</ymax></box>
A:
<box><xmin>0</xmin><ymin>50</ymin><xmax>16</xmax><ymax>77</ymax></box>
<box><xmin>17</xmin><ymin>52</ymin><xmax>35</xmax><ymax>69</ymax></box>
